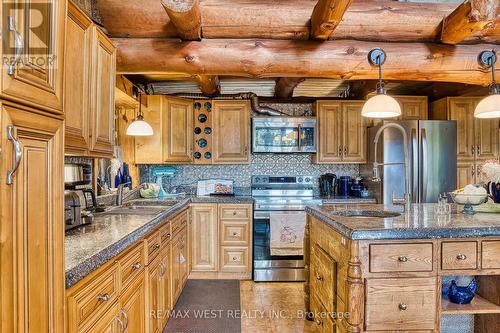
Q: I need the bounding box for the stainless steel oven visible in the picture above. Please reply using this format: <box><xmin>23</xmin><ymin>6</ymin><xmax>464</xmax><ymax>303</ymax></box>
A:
<box><xmin>252</xmin><ymin>117</ymin><xmax>317</xmax><ymax>153</ymax></box>
<box><xmin>252</xmin><ymin>175</ymin><xmax>322</xmax><ymax>282</ymax></box>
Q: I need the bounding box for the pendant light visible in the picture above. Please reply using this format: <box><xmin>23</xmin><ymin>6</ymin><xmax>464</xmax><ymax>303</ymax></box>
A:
<box><xmin>361</xmin><ymin>48</ymin><xmax>402</xmax><ymax>118</ymax></box>
<box><xmin>474</xmin><ymin>50</ymin><xmax>500</xmax><ymax>119</ymax></box>
<box><xmin>126</xmin><ymin>92</ymin><xmax>154</xmax><ymax>136</ymax></box>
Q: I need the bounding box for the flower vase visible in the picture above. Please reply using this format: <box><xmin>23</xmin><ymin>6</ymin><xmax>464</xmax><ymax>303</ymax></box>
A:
<box><xmin>491</xmin><ymin>182</ymin><xmax>500</xmax><ymax>204</ymax></box>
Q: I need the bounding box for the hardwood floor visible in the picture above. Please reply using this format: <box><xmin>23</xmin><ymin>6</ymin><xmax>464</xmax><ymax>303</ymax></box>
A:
<box><xmin>240</xmin><ymin>281</ymin><xmax>316</xmax><ymax>333</ymax></box>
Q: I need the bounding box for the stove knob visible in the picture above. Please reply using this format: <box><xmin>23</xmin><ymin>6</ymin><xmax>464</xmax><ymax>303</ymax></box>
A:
<box><xmin>254</xmin><ymin>177</ymin><xmax>260</xmax><ymax>183</ymax></box>
<box><xmin>305</xmin><ymin>177</ymin><xmax>311</xmax><ymax>183</ymax></box>
<box><xmin>298</xmin><ymin>177</ymin><xmax>303</xmax><ymax>183</ymax></box>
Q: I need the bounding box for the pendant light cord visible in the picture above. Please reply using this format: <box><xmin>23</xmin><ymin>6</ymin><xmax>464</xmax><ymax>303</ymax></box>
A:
<box><xmin>376</xmin><ymin>54</ymin><xmax>385</xmax><ymax>94</ymax></box>
<box><xmin>489</xmin><ymin>52</ymin><xmax>499</xmax><ymax>94</ymax></box>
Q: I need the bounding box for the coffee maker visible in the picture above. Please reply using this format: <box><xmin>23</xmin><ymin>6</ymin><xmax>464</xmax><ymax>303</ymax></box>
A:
<box><xmin>64</xmin><ymin>163</ymin><xmax>96</xmax><ymax>230</ymax></box>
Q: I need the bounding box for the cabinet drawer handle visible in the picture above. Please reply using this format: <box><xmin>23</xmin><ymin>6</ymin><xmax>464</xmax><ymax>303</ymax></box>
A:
<box><xmin>132</xmin><ymin>262</ymin><xmax>142</xmax><ymax>269</ymax></box>
<box><xmin>344</xmin><ymin>146</ymin><xmax>347</xmax><ymax>155</ymax></box>
<box><xmin>398</xmin><ymin>256</ymin><xmax>408</xmax><ymax>262</ymax></box>
<box><xmin>7</xmin><ymin>16</ymin><xmax>23</xmax><ymax>76</ymax></box>
<box><xmin>120</xmin><ymin>308</ymin><xmax>129</xmax><ymax>329</ymax></box>
<box><xmin>456</xmin><ymin>254</ymin><xmax>467</xmax><ymax>261</ymax></box>
<box><xmin>232</xmin><ymin>256</ymin><xmax>238</xmax><ymax>261</ymax></box>
<box><xmin>398</xmin><ymin>303</ymin><xmax>408</xmax><ymax>311</ymax></box>
<box><xmin>316</xmin><ymin>273</ymin><xmax>323</xmax><ymax>281</ymax></box>
<box><xmin>477</xmin><ymin>145</ymin><xmax>480</xmax><ymax>156</ymax></box>
<box><xmin>97</xmin><ymin>293</ymin><xmax>110</xmax><ymax>302</ymax></box>
<box><xmin>232</xmin><ymin>232</ymin><xmax>239</xmax><ymax>236</ymax></box>
<box><xmin>6</xmin><ymin>126</ymin><xmax>22</xmax><ymax>185</ymax></box>
<box><xmin>116</xmin><ymin>315</ymin><xmax>125</xmax><ymax>333</ymax></box>
<box><xmin>233</xmin><ymin>211</ymin><xmax>237</xmax><ymax>215</ymax></box>
<box><xmin>315</xmin><ymin>319</ymin><xmax>323</xmax><ymax>326</ymax></box>
<box><xmin>166</xmin><ymin>233</ymin><xmax>171</xmax><ymax>239</ymax></box>
<box><xmin>152</xmin><ymin>243</ymin><xmax>160</xmax><ymax>250</ymax></box>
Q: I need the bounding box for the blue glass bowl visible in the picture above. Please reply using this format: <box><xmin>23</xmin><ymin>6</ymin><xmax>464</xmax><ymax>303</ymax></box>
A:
<box><xmin>448</xmin><ymin>278</ymin><xmax>477</xmax><ymax>304</ymax></box>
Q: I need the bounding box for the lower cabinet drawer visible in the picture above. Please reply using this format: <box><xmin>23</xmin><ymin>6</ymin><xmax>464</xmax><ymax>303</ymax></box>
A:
<box><xmin>220</xmin><ymin>221</ymin><xmax>250</xmax><ymax>245</ymax></box>
<box><xmin>310</xmin><ymin>294</ymin><xmax>335</xmax><ymax>333</ymax></box>
<box><xmin>441</xmin><ymin>241</ymin><xmax>477</xmax><ymax>270</ymax></box>
<box><xmin>369</xmin><ymin>243</ymin><xmax>434</xmax><ymax>273</ymax></box>
<box><xmin>119</xmin><ymin>242</ymin><xmax>145</xmax><ymax>288</ymax></box>
<box><xmin>160</xmin><ymin>221</ymin><xmax>172</xmax><ymax>248</ymax></box>
<box><xmin>67</xmin><ymin>263</ymin><xmax>120</xmax><ymax>332</ymax></box>
<box><xmin>365</xmin><ymin>277</ymin><xmax>437</xmax><ymax>331</ymax></box>
<box><xmin>482</xmin><ymin>241</ymin><xmax>500</xmax><ymax>269</ymax></box>
<box><xmin>219</xmin><ymin>204</ymin><xmax>251</xmax><ymax>220</ymax></box>
<box><xmin>310</xmin><ymin>244</ymin><xmax>336</xmax><ymax>314</ymax></box>
<box><xmin>220</xmin><ymin>246</ymin><xmax>250</xmax><ymax>272</ymax></box>
<box><xmin>146</xmin><ymin>230</ymin><xmax>161</xmax><ymax>264</ymax></box>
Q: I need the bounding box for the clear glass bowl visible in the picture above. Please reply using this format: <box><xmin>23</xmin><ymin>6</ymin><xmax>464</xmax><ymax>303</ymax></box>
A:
<box><xmin>449</xmin><ymin>192</ymin><xmax>488</xmax><ymax>214</ymax></box>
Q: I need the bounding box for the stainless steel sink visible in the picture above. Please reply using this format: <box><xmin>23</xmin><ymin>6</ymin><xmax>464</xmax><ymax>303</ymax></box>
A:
<box><xmin>332</xmin><ymin>210</ymin><xmax>401</xmax><ymax>218</ymax></box>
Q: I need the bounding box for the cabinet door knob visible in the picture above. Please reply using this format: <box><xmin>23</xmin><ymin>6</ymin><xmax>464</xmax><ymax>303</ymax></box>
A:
<box><xmin>132</xmin><ymin>262</ymin><xmax>142</xmax><ymax>269</ymax></box>
<box><xmin>398</xmin><ymin>303</ymin><xmax>408</xmax><ymax>311</ymax></box>
<box><xmin>398</xmin><ymin>256</ymin><xmax>408</xmax><ymax>262</ymax></box>
<box><xmin>97</xmin><ymin>293</ymin><xmax>110</xmax><ymax>302</ymax></box>
<box><xmin>456</xmin><ymin>254</ymin><xmax>467</xmax><ymax>260</ymax></box>
<box><xmin>315</xmin><ymin>319</ymin><xmax>323</xmax><ymax>326</ymax></box>
<box><xmin>232</xmin><ymin>232</ymin><xmax>238</xmax><ymax>236</ymax></box>
<box><xmin>316</xmin><ymin>273</ymin><xmax>323</xmax><ymax>281</ymax></box>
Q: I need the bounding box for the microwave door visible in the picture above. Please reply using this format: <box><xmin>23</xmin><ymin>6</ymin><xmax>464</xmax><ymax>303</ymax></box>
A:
<box><xmin>298</xmin><ymin>125</ymin><xmax>316</xmax><ymax>152</ymax></box>
<box><xmin>253</xmin><ymin>125</ymin><xmax>299</xmax><ymax>153</ymax></box>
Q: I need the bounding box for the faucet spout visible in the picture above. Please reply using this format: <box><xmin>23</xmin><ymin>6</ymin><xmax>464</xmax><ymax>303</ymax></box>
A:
<box><xmin>372</xmin><ymin>122</ymin><xmax>411</xmax><ymax>210</ymax></box>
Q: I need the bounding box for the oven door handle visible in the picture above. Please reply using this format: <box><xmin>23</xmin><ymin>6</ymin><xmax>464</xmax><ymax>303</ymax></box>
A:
<box><xmin>254</xmin><ymin>210</ymin><xmax>306</xmax><ymax>219</ymax></box>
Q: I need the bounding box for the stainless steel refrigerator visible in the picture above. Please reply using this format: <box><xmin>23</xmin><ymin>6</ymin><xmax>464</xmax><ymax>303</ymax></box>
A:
<box><xmin>360</xmin><ymin>120</ymin><xmax>457</xmax><ymax>204</ymax></box>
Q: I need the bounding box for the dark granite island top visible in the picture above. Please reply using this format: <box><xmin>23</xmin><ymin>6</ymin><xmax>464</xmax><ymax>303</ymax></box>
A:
<box><xmin>306</xmin><ymin>203</ymin><xmax>500</xmax><ymax>240</ymax></box>
<box><xmin>65</xmin><ymin>195</ymin><xmax>254</xmax><ymax>288</ymax></box>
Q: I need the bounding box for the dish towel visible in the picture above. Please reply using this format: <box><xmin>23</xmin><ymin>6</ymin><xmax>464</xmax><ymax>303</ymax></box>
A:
<box><xmin>269</xmin><ymin>212</ymin><xmax>307</xmax><ymax>256</ymax></box>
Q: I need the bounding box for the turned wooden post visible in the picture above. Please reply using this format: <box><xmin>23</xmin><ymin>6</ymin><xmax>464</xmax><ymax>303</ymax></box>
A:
<box><xmin>346</xmin><ymin>242</ymin><xmax>364</xmax><ymax>333</ymax></box>
<box><xmin>304</xmin><ymin>215</ymin><xmax>311</xmax><ymax>316</ymax></box>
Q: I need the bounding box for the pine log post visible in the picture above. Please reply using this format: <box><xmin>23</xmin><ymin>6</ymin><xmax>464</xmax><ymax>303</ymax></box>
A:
<box><xmin>311</xmin><ymin>0</ymin><xmax>353</xmax><ymax>40</ymax></box>
<box><xmin>161</xmin><ymin>0</ymin><xmax>201</xmax><ymax>40</ymax></box>
<box><xmin>193</xmin><ymin>75</ymin><xmax>220</xmax><ymax>96</ymax></box>
<box><xmin>274</xmin><ymin>77</ymin><xmax>305</xmax><ymax>99</ymax></box>
<box><xmin>441</xmin><ymin>0</ymin><xmax>499</xmax><ymax>44</ymax></box>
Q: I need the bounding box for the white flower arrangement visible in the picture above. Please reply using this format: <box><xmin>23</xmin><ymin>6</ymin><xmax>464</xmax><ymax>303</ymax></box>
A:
<box><xmin>480</xmin><ymin>160</ymin><xmax>500</xmax><ymax>184</ymax></box>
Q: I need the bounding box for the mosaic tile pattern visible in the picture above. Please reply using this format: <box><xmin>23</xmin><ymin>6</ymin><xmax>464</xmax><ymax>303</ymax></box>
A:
<box><xmin>139</xmin><ymin>154</ymin><xmax>359</xmax><ymax>189</ymax></box>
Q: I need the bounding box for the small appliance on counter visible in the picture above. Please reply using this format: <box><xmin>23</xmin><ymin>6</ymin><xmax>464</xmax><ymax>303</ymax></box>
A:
<box><xmin>152</xmin><ymin>166</ymin><xmax>177</xmax><ymax>198</ymax></box>
<box><xmin>197</xmin><ymin>179</ymin><xmax>234</xmax><ymax>196</ymax></box>
<box><xmin>319</xmin><ymin>173</ymin><xmax>337</xmax><ymax>197</ymax></box>
<box><xmin>64</xmin><ymin>162</ymin><xmax>98</xmax><ymax>231</ymax></box>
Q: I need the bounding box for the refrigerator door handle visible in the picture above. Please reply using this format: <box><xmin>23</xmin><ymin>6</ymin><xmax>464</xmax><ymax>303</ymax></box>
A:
<box><xmin>411</xmin><ymin>128</ymin><xmax>418</xmax><ymax>203</ymax></box>
<box><xmin>420</xmin><ymin>128</ymin><xmax>428</xmax><ymax>202</ymax></box>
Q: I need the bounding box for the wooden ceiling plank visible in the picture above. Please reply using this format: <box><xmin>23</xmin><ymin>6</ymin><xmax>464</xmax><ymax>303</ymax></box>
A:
<box><xmin>311</xmin><ymin>0</ymin><xmax>353</xmax><ymax>40</ymax></box>
<box><xmin>193</xmin><ymin>74</ymin><xmax>220</xmax><ymax>96</ymax></box>
<box><xmin>161</xmin><ymin>0</ymin><xmax>202</xmax><ymax>40</ymax></box>
<box><xmin>113</xmin><ymin>38</ymin><xmax>498</xmax><ymax>86</ymax></box>
<box><xmin>274</xmin><ymin>77</ymin><xmax>305</xmax><ymax>98</ymax></box>
<box><xmin>441</xmin><ymin>0</ymin><xmax>498</xmax><ymax>45</ymax></box>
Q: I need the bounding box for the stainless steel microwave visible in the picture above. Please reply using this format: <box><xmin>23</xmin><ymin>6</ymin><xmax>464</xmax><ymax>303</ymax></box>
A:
<box><xmin>252</xmin><ymin>117</ymin><xmax>317</xmax><ymax>153</ymax></box>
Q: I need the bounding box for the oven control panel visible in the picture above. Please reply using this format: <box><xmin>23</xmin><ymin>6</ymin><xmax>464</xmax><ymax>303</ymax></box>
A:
<box><xmin>251</xmin><ymin>175</ymin><xmax>314</xmax><ymax>185</ymax></box>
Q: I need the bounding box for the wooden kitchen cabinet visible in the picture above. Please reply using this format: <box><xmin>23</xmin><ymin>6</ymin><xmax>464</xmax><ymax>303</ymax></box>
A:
<box><xmin>395</xmin><ymin>96</ymin><xmax>428</xmax><ymax>120</ymax></box>
<box><xmin>0</xmin><ymin>101</ymin><xmax>64</xmax><ymax>333</ymax></box>
<box><xmin>431</xmin><ymin>97</ymin><xmax>499</xmax><ymax>188</ymax></box>
<box><xmin>1</xmin><ymin>0</ymin><xmax>65</xmax><ymax>114</ymax></box>
<box><xmin>63</xmin><ymin>2</ymin><xmax>116</xmax><ymax>157</ymax></box>
<box><xmin>85</xmin><ymin>303</ymin><xmax>121</xmax><ymax>333</ymax></box>
<box><xmin>120</xmin><ymin>273</ymin><xmax>146</xmax><ymax>333</ymax></box>
<box><xmin>314</xmin><ymin>100</ymin><xmax>366</xmax><ymax>163</ymax></box>
<box><xmin>64</xmin><ymin>1</ymin><xmax>92</xmax><ymax>154</ymax></box>
<box><xmin>191</xmin><ymin>204</ymin><xmax>219</xmax><ymax>271</ymax></box>
<box><xmin>160</xmin><ymin>247</ymin><xmax>172</xmax><ymax>327</ymax></box>
<box><xmin>164</xmin><ymin>97</ymin><xmax>194</xmax><ymax>162</ymax></box>
<box><xmin>146</xmin><ymin>256</ymin><xmax>162</xmax><ymax>333</ymax></box>
<box><xmin>212</xmin><ymin>100</ymin><xmax>250</xmax><ymax>164</ymax></box>
<box><xmin>89</xmin><ymin>26</ymin><xmax>116</xmax><ymax>157</ymax></box>
<box><xmin>135</xmin><ymin>96</ymin><xmax>193</xmax><ymax>163</ymax></box>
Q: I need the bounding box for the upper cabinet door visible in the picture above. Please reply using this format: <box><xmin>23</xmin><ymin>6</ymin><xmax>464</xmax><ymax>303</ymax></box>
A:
<box><xmin>342</xmin><ymin>101</ymin><xmax>366</xmax><ymax>163</ymax></box>
<box><xmin>396</xmin><ymin>96</ymin><xmax>428</xmax><ymax>120</ymax></box>
<box><xmin>212</xmin><ymin>100</ymin><xmax>250</xmax><ymax>164</ymax></box>
<box><xmin>89</xmin><ymin>27</ymin><xmax>116</xmax><ymax>157</ymax></box>
<box><xmin>164</xmin><ymin>97</ymin><xmax>193</xmax><ymax>163</ymax></box>
<box><xmin>475</xmin><ymin>117</ymin><xmax>499</xmax><ymax>161</ymax></box>
<box><xmin>1</xmin><ymin>0</ymin><xmax>65</xmax><ymax>113</ymax></box>
<box><xmin>313</xmin><ymin>101</ymin><xmax>342</xmax><ymax>163</ymax></box>
<box><xmin>448</xmin><ymin>98</ymin><xmax>476</xmax><ymax>161</ymax></box>
<box><xmin>135</xmin><ymin>96</ymin><xmax>164</xmax><ymax>164</ymax></box>
<box><xmin>64</xmin><ymin>2</ymin><xmax>92</xmax><ymax>154</ymax></box>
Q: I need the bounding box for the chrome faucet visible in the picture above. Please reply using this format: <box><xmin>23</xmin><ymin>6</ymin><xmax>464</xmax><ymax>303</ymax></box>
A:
<box><xmin>116</xmin><ymin>184</ymin><xmax>125</xmax><ymax>206</ymax></box>
<box><xmin>372</xmin><ymin>123</ymin><xmax>412</xmax><ymax>210</ymax></box>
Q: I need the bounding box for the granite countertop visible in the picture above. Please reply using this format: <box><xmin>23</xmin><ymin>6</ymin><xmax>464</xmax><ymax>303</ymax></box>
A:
<box><xmin>65</xmin><ymin>195</ymin><xmax>253</xmax><ymax>288</ymax></box>
<box><xmin>318</xmin><ymin>196</ymin><xmax>377</xmax><ymax>204</ymax></box>
<box><xmin>306</xmin><ymin>203</ymin><xmax>500</xmax><ymax>240</ymax></box>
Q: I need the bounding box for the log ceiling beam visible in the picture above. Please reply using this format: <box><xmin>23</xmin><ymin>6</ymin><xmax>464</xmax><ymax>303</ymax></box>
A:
<box><xmin>274</xmin><ymin>77</ymin><xmax>305</xmax><ymax>99</ymax></box>
<box><xmin>161</xmin><ymin>0</ymin><xmax>201</xmax><ymax>41</ymax></box>
<box><xmin>311</xmin><ymin>0</ymin><xmax>353</xmax><ymax>40</ymax></box>
<box><xmin>97</xmin><ymin>0</ymin><xmax>499</xmax><ymax>44</ymax></box>
<box><xmin>114</xmin><ymin>38</ymin><xmax>498</xmax><ymax>86</ymax></box>
<box><xmin>193</xmin><ymin>74</ymin><xmax>220</xmax><ymax>96</ymax></box>
<box><xmin>441</xmin><ymin>0</ymin><xmax>499</xmax><ymax>45</ymax></box>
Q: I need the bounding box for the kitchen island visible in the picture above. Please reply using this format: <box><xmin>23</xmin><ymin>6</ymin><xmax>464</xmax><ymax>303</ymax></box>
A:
<box><xmin>305</xmin><ymin>204</ymin><xmax>500</xmax><ymax>333</ymax></box>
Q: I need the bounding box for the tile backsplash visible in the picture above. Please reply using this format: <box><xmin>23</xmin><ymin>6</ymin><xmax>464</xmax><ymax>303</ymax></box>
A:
<box><xmin>139</xmin><ymin>153</ymin><xmax>359</xmax><ymax>191</ymax></box>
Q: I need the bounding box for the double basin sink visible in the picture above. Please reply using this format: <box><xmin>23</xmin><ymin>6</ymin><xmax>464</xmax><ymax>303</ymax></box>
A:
<box><xmin>101</xmin><ymin>200</ymin><xmax>180</xmax><ymax>216</ymax></box>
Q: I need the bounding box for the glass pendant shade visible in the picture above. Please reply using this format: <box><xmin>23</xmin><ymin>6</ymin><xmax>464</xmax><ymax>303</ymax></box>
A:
<box><xmin>361</xmin><ymin>93</ymin><xmax>402</xmax><ymax>118</ymax></box>
<box><xmin>126</xmin><ymin>115</ymin><xmax>154</xmax><ymax>136</ymax></box>
<box><xmin>474</xmin><ymin>93</ymin><xmax>500</xmax><ymax>118</ymax></box>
